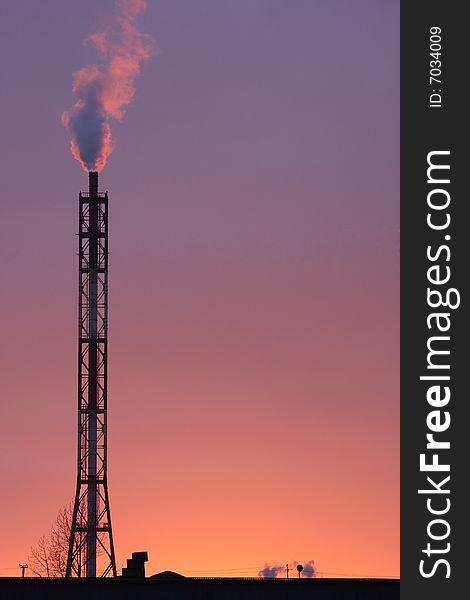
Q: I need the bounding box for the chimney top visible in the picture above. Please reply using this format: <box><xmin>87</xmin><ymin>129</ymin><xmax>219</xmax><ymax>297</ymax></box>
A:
<box><xmin>89</xmin><ymin>171</ymin><xmax>98</xmax><ymax>197</ymax></box>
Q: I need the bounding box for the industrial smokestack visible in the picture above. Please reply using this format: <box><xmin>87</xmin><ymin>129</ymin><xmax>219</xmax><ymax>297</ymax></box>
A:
<box><xmin>89</xmin><ymin>171</ymin><xmax>99</xmax><ymax>197</ymax></box>
<box><xmin>67</xmin><ymin>172</ymin><xmax>116</xmax><ymax>578</ymax></box>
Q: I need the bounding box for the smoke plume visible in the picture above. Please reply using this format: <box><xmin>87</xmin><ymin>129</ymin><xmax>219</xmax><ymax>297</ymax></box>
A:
<box><xmin>294</xmin><ymin>560</ymin><xmax>317</xmax><ymax>578</ymax></box>
<box><xmin>258</xmin><ymin>564</ymin><xmax>285</xmax><ymax>578</ymax></box>
<box><xmin>258</xmin><ymin>560</ymin><xmax>317</xmax><ymax>579</ymax></box>
<box><xmin>62</xmin><ymin>0</ymin><xmax>152</xmax><ymax>172</ymax></box>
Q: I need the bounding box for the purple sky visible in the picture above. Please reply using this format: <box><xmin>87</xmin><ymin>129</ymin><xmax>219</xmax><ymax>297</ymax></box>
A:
<box><xmin>0</xmin><ymin>0</ymin><xmax>399</xmax><ymax>577</ymax></box>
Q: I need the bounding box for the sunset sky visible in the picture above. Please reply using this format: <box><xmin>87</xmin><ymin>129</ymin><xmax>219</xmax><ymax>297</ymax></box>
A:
<box><xmin>0</xmin><ymin>0</ymin><xmax>399</xmax><ymax>578</ymax></box>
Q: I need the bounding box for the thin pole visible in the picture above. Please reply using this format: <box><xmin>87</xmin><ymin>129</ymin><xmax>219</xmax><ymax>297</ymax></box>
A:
<box><xmin>19</xmin><ymin>564</ymin><xmax>28</xmax><ymax>578</ymax></box>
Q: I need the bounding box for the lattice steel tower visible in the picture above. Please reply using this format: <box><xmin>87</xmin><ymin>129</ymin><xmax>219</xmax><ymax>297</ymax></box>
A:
<box><xmin>66</xmin><ymin>171</ymin><xmax>116</xmax><ymax>578</ymax></box>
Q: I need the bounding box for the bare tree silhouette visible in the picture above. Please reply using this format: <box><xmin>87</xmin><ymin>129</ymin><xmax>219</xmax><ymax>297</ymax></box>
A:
<box><xmin>29</xmin><ymin>503</ymin><xmax>73</xmax><ymax>577</ymax></box>
<box><xmin>29</xmin><ymin>502</ymin><xmax>107</xmax><ymax>577</ymax></box>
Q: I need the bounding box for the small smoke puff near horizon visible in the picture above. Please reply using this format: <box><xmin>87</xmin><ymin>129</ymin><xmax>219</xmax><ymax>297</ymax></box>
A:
<box><xmin>62</xmin><ymin>0</ymin><xmax>152</xmax><ymax>172</ymax></box>
<box><xmin>259</xmin><ymin>560</ymin><xmax>317</xmax><ymax>578</ymax></box>
<box><xmin>294</xmin><ymin>560</ymin><xmax>316</xmax><ymax>578</ymax></box>
<box><xmin>259</xmin><ymin>564</ymin><xmax>284</xmax><ymax>578</ymax></box>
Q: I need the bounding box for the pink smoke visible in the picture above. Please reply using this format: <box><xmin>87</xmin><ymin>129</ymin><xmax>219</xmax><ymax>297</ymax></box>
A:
<box><xmin>62</xmin><ymin>0</ymin><xmax>153</xmax><ymax>172</ymax></box>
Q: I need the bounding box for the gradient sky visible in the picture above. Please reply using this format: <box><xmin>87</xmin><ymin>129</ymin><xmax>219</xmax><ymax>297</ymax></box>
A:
<box><xmin>0</xmin><ymin>0</ymin><xmax>399</xmax><ymax>578</ymax></box>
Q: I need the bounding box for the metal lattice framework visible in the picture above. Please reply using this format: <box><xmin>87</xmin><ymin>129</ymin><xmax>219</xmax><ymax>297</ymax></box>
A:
<box><xmin>66</xmin><ymin>172</ymin><xmax>116</xmax><ymax>578</ymax></box>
